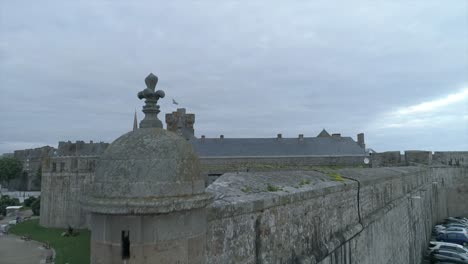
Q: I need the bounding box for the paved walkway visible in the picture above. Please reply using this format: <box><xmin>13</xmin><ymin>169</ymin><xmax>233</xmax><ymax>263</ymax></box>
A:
<box><xmin>0</xmin><ymin>233</ymin><xmax>52</xmax><ymax>264</ymax></box>
<box><xmin>0</xmin><ymin>211</ymin><xmax>53</xmax><ymax>264</ymax></box>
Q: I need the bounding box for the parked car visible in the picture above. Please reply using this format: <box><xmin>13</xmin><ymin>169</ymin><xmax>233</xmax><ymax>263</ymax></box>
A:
<box><xmin>435</xmin><ymin>224</ymin><xmax>468</xmax><ymax>234</ymax></box>
<box><xmin>448</xmin><ymin>217</ymin><xmax>468</xmax><ymax>222</ymax></box>
<box><xmin>428</xmin><ymin>241</ymin><xmax>468</xmax><ymax>256</ymax></box>
<box><xmin>430</xmin><ymin>249</ymin><xmax>468</xmax><ymax>263</ymax></box>
<box><xmin>437</xmin><ymin>228</ymin><xmax>468</xmax><ymax>235</ymax></box>
<box><xmin>447</xmin><ymin>224</ymin><xmax>468</xmax><ymax>229</ymax></box>
<box><xmin>437</xmin><ymin>232</ymin><xmax>468</xmax><ymax>246</ymax></box>
<box><xmin>446</xmin><ymin>218</ymin><xmax>468</xmax><ymax>226</ymax></box>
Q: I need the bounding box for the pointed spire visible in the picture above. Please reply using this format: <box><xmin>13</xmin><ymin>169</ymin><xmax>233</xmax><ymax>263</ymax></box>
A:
<box><xmin>133</xmin><ymin>110</ymin><xmax>138</xmax><ymax>131</ymax></box>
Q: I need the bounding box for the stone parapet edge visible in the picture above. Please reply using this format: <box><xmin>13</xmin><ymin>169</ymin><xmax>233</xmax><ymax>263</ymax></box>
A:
<box><xmin>81</xmin><ymin>192</ymin><xmax>213</xmax><ymax>214</ymax></box>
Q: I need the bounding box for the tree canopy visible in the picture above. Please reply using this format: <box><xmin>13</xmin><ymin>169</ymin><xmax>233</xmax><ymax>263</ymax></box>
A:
<box><xmin>0</xmin><ymin>157</ymin><xmax>23</xmax><ymax>184</ymax></box>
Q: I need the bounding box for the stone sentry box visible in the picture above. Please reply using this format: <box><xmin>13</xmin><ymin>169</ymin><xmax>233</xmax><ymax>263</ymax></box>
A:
<box><xmin>82</xmin><ymin>73</ymin><xmax>212</xmax><ymax>264</ymax></box>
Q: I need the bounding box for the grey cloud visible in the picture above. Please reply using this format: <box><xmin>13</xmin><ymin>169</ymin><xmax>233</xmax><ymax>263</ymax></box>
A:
<box><xmin>0</xmin><ymin>0</ymin><xmax>467</xmax><ymax>153</ymax></box>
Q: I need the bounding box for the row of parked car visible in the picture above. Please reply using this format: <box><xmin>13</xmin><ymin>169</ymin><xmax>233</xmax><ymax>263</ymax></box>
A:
<box><xmin>426</xmin><ymin>217</ymin><xmax>468</xmax><ymax>263</ymax></box>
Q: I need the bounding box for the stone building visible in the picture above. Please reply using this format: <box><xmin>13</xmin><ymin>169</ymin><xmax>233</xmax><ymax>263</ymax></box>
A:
<box><xmin>39</xmin><ymin>141</ymin><xmax>108</xmax><ymax>228</ymax></box>
<box><xmin>166</xmin><ymin>108</ymin><xmax>368</xmax><ymax>181</ymax></box>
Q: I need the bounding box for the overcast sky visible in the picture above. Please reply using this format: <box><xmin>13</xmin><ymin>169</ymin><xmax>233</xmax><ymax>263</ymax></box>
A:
<box><xmin>1</xmin><ymin>1</ymin><xmax>467</xmax><ymax>154</ymax></box>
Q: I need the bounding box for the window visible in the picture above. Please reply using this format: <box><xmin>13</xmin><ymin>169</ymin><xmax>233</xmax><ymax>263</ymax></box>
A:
<box><xmin>447</xmin><ymin>233</ymin><xmax>457</xmax><ymax>239</ymax></box>
<box><xmin>52</xmin><ymin>163</ymin><xmax>57</xmax><ymax>172</ymax></box>
<box><xmin>71</xmin><ymin>158</ymin><xmax>78</xmax><ymax>170</ymax></box>
<box><xmin>88</xmin><ymin>161</ymin><xmax>96</xmax><ymax>172</ymax></box>
<box><xmin>121</xmin><ymin>230</ymin><xmax>130</xmax><ymax>260</ymax></box>
<box><xmin>60</xmin><ymin>162</ymin><xmax>65</xmax><ymax>172</ymax></box>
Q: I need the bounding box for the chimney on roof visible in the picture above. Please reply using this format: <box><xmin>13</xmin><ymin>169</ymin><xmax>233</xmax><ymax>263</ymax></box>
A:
<box><xmin>220</xmin><ymin>135</ymin><xmax>224</xmax><ymax>139</ymax></box>
<box><xmin>277</xmin><ymin>133</ymin><xmax>282</xmax><ymax>140</ymax></box>
<box><xmin>357</xmin><ymin>133</ymin><xmax>365</xmax><ymax>148</ymax></box>
<box><xmin>298</xmin><ymin>134</ymin><xmax>304</xmax><ymax>141</ymax></box>
<box><xmin>332</xmin><ymin>133</ymin><xmax>341</xmax><ymax>138</ymax></box>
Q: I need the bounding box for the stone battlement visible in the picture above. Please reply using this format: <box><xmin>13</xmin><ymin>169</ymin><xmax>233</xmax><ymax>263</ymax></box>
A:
<box><xmin>57</xmin><ymin>141</ymin><xmax>109</xmax><ymax>156</ymax></box>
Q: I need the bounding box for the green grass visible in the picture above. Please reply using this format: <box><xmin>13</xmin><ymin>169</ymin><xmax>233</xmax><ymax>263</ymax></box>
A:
<box><xmin>298</xmin><ymin>179</ymin><xmax>311</xmax><ymax>186</ymax></box>
<box><xmin>266</xmin><ymin>183</ymin><xmax>283</xmax><ymax>192</ymax></box>
<box><xmin>327</xmin><ymin>172</ymin><xmax>345</xmax><ymax>182</ymax></box>
<box><xmin>9</xmin><ymin>219</ymin><xmax>90</xmax><ymax>264</ymax></box>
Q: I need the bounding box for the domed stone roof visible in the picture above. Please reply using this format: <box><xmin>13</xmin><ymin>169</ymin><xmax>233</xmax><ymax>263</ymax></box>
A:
<box><xmin>82</xmin><ymin>73</ymin><xmax>211</xmax><ymax>214</ymax></box>
<box><xmin>95</xmin><ymin>128</ymin><xmax>204</xmax><ymax>197</ymax></box>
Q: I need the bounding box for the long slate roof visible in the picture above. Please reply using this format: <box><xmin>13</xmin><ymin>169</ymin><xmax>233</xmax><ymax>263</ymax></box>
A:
<box><xmin>191</xmin><ymin>136</ymin><xmax>365</xmax><ymax>157</ymax></box>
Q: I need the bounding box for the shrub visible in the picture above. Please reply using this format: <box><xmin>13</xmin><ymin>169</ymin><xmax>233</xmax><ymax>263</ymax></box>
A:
<box><xmin>24</xmin><ymin>196</ymin><xmax>37</xmax><ymax>207</ymax></box>
<box><xmin>31</xmin><ymin>197</ymin><xmax>40</xmax><ymax>216</ymax></box>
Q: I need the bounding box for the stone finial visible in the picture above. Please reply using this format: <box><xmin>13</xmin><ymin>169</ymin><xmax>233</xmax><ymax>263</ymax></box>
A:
<box><xmin>137</xmin><ymin>73</ymin><xmax>165</xmax><ymax>128</ymax></box>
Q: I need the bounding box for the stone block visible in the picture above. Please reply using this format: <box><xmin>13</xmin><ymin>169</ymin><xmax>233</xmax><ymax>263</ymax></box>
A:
<box><xmin>405</xmin><ymin>150</ymin><xmax>432</xmax><ymax>165</ymax></box>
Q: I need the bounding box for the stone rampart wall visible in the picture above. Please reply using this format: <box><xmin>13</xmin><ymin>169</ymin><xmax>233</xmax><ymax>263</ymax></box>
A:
<box><xmin>205</xmin><ymin>166</ymin><xmax>468</xmax><ymax>264</ymax></box>
<box><xmin>40</xmin><ymin>156</ymin><xmax>98</xmax><ymax>228</ymax></box>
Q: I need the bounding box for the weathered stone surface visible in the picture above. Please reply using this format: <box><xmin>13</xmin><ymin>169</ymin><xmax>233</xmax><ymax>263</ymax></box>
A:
<box><xmin>137</xmin><ymin>73</ymin><xmax>165</xmax><ymax>129</ymax></box>
<box><xmin>370</xmin><ymin>151</ymin><xmax>402</xmax><ymax>167</ymax></box>
<box><xmin>166</xmin><ymin>108</ymin><xmax>195</xmax><ymax>140</ymax></box>
<box><xmin>205</xmin><ymin>166</ymin><xmax>468</xmax><ymax>264</ymax></box>
<box><xmin>83</xmin><ymin>128</ymin><xmax>208</xmax><ymax>215</ymax></box>
<box><xmin>405</xmin><ymin>150</ymin><xmax>432</xmax><ymax>165</ymax></box>
<box><xmin>91</xmin><ymin>209</ymin><xmax>207</xmax><ymax>263</ymax></box>
<box><xmin>40</xmin><ymin>155</ymin><xmax>97</xmax><ymax>228</ymax></box>
<box><xmin>433</xmin><ymin>151</ymin><xmax>468</xmax><ymax>166</ymax></box>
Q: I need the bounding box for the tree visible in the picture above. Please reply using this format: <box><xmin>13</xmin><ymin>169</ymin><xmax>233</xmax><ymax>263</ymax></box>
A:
<box><xmin>0</xmin><ymin>157</ymin><xmax>23</xmax><ymax>185</ymax></box>
<box><xmin>0</xmin><ymin>195</ymin><xmax>20</xmax><ymax>216</ymax></box>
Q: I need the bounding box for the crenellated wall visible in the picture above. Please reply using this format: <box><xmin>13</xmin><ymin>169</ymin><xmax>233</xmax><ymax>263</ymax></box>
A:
<box><xmin>40</xmin><ymin>156</ymin><xmax>98</xmax><ymax>228</ymax></box>
<box><xmin>205</xmin><ymin>165</ymin><xmax>468</xmax><ymax>264</ymax></box>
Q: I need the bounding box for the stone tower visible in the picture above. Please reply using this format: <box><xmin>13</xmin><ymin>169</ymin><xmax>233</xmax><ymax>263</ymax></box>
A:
<box><xmin>83</xmin><ymin>73</ymin><xmax>212</xmax><ymax>264</ymax></box>
<box><xmin>165</xmin><ymin>108</ymin><xmax>195</xmax><ymax>140</ymax></box>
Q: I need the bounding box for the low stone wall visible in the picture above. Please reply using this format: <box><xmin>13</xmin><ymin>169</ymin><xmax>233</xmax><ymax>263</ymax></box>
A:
<box><xmin>371</xmin><ymin>151</ymin><xmax>468</xmax><ymax>168</ymax></box>
<box><xmin>205</xmin><ymin>166</ymin><xmax>467</xmax><ymax>264</ymax></box>
<box><xmin>433</xmin><ymin>151</ymin><xmax>468</xmax><ymax>167</ymax></box>
<box><xmin>200</xmin><ymin>155</ymin><xmax>367</xmax><ymax>174</ymax></box>
<box><xmin>370</xmin><ymin>151</ymin><xmax>402</xmax><ymax>167</ymax></box>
